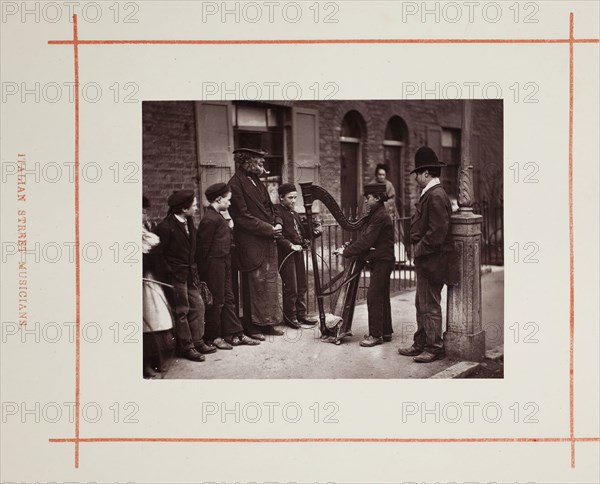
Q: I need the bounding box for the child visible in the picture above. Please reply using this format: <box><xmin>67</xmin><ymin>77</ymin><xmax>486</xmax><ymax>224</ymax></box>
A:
<box><xmin>335</xmin><ymin>183</ymin><xmax>395</xmax><ymax>347</ymax></box>
<box><xmin>196</xmin><ymin>183</ymin><xmax>260</xmax><ymax>348</ymax></box>
<box><xmin>276</xmin><ymin>183</ymin><xmax>319</xmax><ymax>329</ymax></box>
<box><xmin>154</xmin><ymin>190</ymin><xmax>215</xmax><ymax>361</ymax></box>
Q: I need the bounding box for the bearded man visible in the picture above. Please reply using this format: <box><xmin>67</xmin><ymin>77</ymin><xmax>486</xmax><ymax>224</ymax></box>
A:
<box><xmin>228</xmin><ymin>148</ymin><xmax>284</xmax><ymax>339</ymax></box>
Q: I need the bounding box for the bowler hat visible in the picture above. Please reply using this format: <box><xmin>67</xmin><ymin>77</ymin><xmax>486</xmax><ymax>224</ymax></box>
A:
<box><xmin>167</xmin><ymin>189</ymin><xmax>195</xmax><ymax>207</ymax></box>
<box><xmin>363</xmin><ymin>183</ymin><xmax>387</xmax><ymax>197</ymax></box>
<box><xmin>278</xmin><ymin>183</ymin><xmax>297</xmax><ymax>196</ymax></box>
<box><xmin>410</xmin><ymin>146</ymin><xmax>446</xmax><ymax>174</ymax></box>
<box><xmin>205</xmin><ymin>182</ymin><xmax>229</xmax><ymax>202</ymax></box>
<box><xmin>233</xmin><ymin>148</ymin><xmax>268</xmax><ymax>157</ymax></box>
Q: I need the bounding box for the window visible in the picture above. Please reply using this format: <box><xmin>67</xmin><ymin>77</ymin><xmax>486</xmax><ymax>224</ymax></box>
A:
<box><xmin>233</xmin><ymin>104</ymin><xmax>284</xmax><ymax>181</ymax></box>
<box><xmin>441</xmin><ymin>128</ymin><xmax>461</xmax><ymax>198</ymax></box>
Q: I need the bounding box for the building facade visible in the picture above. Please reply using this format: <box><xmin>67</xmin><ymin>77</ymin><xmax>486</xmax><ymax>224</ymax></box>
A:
<box><xmin>143</xmin><ymin>100</ymin><xmax>503</xmax><ymax>227</ymax></box>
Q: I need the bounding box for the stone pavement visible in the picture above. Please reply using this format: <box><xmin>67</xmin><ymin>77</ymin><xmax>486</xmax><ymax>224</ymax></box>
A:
<box><xmin>163</xmin><ymin>267</ymin><xmax>504</xmax><ymax>379</ymax></box>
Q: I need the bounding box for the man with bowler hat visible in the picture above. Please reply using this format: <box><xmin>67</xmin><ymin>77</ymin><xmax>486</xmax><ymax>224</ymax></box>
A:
<box><xmin>335</xmin><ymin>183</ymin><xmax>395</xmax><ymax>347</ymax></box>
<box><xmin>196</xmin><ymin>183</ymin><xmax>260</xmax><ymax>349</ymax></box>
<box><xmin>228</xmin><ymin>148</ymin><xmax>284</xmax><ymax>339</ymax></box>
<box><xmin>398</xmin><ymin>147</ymin><xmax>457</xmax><ymax>363</ymax></box>
<box><xmin>154</xmin><ymin>190</ymin><xmax>215</xmax><ymax>362</ymax></box>
<box><xmin>276</xmin><ymin>183</ymin><xmax>319</xmax><ymax>329</ymax></box>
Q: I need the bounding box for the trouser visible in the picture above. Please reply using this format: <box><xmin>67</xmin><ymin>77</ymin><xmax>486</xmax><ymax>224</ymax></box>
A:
<box><xmin>366</xmin><ymin>260</ymin><xmax>394</xmax><ymax>338</ymax></box>
<box><xmin>414</xmin><ymin>273</ymin><xmax>444</xmax><ymax>354</ymax></box>
<box><xmin>279</xmin><ymin>251</ymin><xmax>308</xmax><ymax>322</ymax></box>
<box><xmin>240</xmin><ymin>244</ymin><xmax>282</xmax><ymax>333</ymax></box>
<box><xmin>170</xmin><ymin>273</ymin><xmax>205</xmax><ymax>351</ymax></box>
<box><xmin>203</xmin><ymin>255</ymin><xmax>244</xmax><ymax>341</ymax></box>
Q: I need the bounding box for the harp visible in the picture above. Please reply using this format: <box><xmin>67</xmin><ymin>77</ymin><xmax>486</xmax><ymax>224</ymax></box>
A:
<box><xmin>300</xmin><ymin>182</ymin><xmax>371</xmax><ymax>344</ymax></box>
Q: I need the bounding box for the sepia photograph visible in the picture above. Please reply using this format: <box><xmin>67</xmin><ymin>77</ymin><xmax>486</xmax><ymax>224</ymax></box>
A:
<box><xmin>142</xmin><ymin>99</ymin><xmax>504</xmax><ymax>379</ymax></box>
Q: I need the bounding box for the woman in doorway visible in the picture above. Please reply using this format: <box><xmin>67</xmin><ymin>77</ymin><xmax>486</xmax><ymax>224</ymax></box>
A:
<box><xmin>374</xmin><ymin>164</ymin><xmax>405</xmax><ymax>261</ymax></box>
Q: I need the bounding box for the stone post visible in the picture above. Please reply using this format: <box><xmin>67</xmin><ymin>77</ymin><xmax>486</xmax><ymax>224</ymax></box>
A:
<box><xmin>444</xmin><ymin>165</ymin><xmax>486</xmax><ymax>361</ymax></box>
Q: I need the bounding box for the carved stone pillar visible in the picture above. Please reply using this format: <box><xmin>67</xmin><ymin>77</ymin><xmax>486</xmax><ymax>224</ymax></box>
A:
<box><xmin>445</xmin><ymin>166</ymin><xmax>486</xmax><ymax>361</ymax></box>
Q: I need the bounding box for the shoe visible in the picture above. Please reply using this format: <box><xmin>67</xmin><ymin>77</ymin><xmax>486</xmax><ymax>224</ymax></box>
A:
<box><xmin>196</xmin><ymin>340</ymin><xmax>217</xmax><ymax>354</ymax></box>
<box><xmin>246</xmin><ymin>332</ymin><xmax>266</xmax><ymax>341</ymax></box>
<box><xmin>212</xmin><ymin>337</ymin><xmax>233</xmax><ymax>350</ymax></box>
<box><xmin>263</xmin><ymin>326</ymin><xmax>284</xmax><ymax>336</ymax></box>
<box><xmin>181</xmin><ymin>348</ymin><xmax>205</xmax><ymax>362</ymax></box>
<box><xmin>413</xmin><ymin>351</ymin><xmax>444</xmax><ymax>363</ymax></box>
<box><xmin>284</xmin><ymin>318</ymin><xmax>302</xmax><ymax>329</ymax></box>
<box><xmin>226</xmin><ymin>334</ymin><xmax>261</xmax><ymax>346</ymax></box>
<box><xmin>383</xmin><ymin>334</ymin><xmax>392</xmax><ymax>342</ymax></box>
<box><xmin>298</xmin><ymin>316</ymin><xmax>318</xmax><ymax>326</ymax></box>
<box><xmin>143</xmin><ymin>363</ymin><xmax>157</xmax><ymax>378</ymax></box>
<box><xmin>398</xmin><ymin>345</ymin><xmax>423</xmax><ymax>356</ymax></box>
<box><xmin>359</xmin><ymin>335</ymin><xmax>383</xmax><ymax>347</ymax></box>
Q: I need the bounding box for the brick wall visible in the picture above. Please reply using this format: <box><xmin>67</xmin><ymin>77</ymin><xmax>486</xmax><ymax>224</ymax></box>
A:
<box><xmin>142</xmin><ymin>100</ymin><xmax>503</xmax><ymax>226</ymax></box>
<box><xmin>142</xmin><ymin>101</ymin><xmax>200</xmax><ymax>226</ymax></box>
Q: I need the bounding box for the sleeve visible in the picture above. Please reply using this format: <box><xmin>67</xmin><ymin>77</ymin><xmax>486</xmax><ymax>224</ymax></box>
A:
<box><xmin>275</xmin><ymin>207</ymin><xmax>294</xmax><ymax>252</ymax></box>
<box><xmin>343</xmin><ymin>212</ymin><xmax>385</xmax><ymax>258</ymax></box>
<box><xmin>228</xmin><ymin>177</ymin><xmax>276</xmax><ymax>237</ymax></box>
<box><xmin>152</xmin><ymin>221</ymin><xmax>174</xmax><ymax>278</ymax></box>
<box><xmin>414</xmin><ymin>194</ymin><xmax>450</xmax><ymax>258</ymax></box>
<box><xmin>386</xmin><ymin>180</ymin><xmax>396</xmax><ymax>200</ymax></box>
<box><xmin>195</xmin><ymin>217</ymin><xmax>217</xmax><ymax>269</ymax></box>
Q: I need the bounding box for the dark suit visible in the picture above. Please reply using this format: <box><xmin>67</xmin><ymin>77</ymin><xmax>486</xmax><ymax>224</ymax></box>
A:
<box><xmin>410</xmin><ymin>183</ymin><xmax>456</xmax><ymax>354</ymax></box>
<box><xmin>228</xmin><ymin>171</ymin><xmax>283</xmax><ymax>329</ymax></box>
<box><xmin>196</xmin><ymin>206</ymin><xmax>244</xmax><ymax>341</ymax></box>
<box><xmin>154</xmin><ymin>214</ymin><xmax>204</xmax><ymax>351</ymax></box>
<box><xmin>276</xmin><ymin>205</ymin><xmax>310</xmax><ymax>322</ymax></box>
<box><xmin>344</xmin><ymin>203</ymin><xmax>395</xmax><ymax>338</ymax></box>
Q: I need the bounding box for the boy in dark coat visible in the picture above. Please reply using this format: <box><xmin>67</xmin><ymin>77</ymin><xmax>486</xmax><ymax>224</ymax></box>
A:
<box><xmin>335</xmin><ymin>183</ymin><xmax>395</xmax><ymax>347</ymax></box>
<box><xmin>275</xmin><ymin>183</ymin><xmax>319</xmax><ymax>329</ymax></box>
<box><xmin>398</xmin><ymin>146</ymin><xmax>456</xmax><ymax>363</ymax></box>
<box><xmin>196</xmin><ymin>183</ymin><xmax>260</xmax><ymax>349</ymax></box>
<box><xmin>154</xmin><ymin>190</ymin><xmax>215</xmax><ymax>362</ymax></box>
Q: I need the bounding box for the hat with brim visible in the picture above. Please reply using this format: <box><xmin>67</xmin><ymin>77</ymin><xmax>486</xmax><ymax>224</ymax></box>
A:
<box><xmin>167</xmin><ymin>189</ymin><xmax>195</xmax><ymax>208</ymax></box>
<box><xmin>205</xmin><ymin>182</ymin><xmax>229</xmax><ymax>202</ymax></box>
<box><xmin>410</xmin><ymin>146</ymin><xmax>446</xmax><ymax>174</ymax></box>
<box><xmin>278</xmin><ymin>183</ymin><xmax>297</xmax><ymax>196</ymax></box>
<box><xmin>363</xmin><ymin>183</ymin><xmax>387</xmax><ymax>197</ymax></box>
<box><xmin>233</xmin><ymin>148</ymin><xmax>268</xmax><ymax>157</ymax></box>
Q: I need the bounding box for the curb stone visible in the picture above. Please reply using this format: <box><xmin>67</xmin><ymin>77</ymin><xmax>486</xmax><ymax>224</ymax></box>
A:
<box><xmin>429</xmin><ymin>344</ymin><xmax>504</xmax><ymax>378</ymax></box>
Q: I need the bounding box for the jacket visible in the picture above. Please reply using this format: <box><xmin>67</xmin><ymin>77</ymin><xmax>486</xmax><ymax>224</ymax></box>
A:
<box><xmin>195</xmin><ymin>206</ymin><xmax>233</xmax><ymax>273</ymax></box>
<box><xmin>228</xmin><ymin>171</ymin><xmax>282</xmax><ymax>272</ymax></box>
<box><xmin>343</xmin><ymin>203</ymin><xmax>395</xmax><ymax>262</ymax></box>
<box><xmin>410</xmin><ymin>184</ymin><xmax>457</xmax><ymax>285</ymax></box>
<box><xmin>153</xmin><ymin>213</ymin><xmax>198</xmax><ymax>284</ymax></box>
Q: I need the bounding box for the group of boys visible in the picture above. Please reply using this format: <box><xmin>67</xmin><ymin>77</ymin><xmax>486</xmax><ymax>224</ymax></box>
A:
<box><xmin>152</xmin><ymin>178</ymin><xmax>319</xmax><ymax>363</ymax></box>
<box><xmin>151</xmin><ymin>145</ymin><xmax>455</xmax><ymax>365</ymax></box>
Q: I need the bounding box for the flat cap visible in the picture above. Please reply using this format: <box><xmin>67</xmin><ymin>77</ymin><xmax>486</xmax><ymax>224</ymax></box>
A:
<box><xmin>363</xmin><ymin>183</ymin><xmax>387</xmax><ymax>197</ymax></box>
<box><xmin>167</xmin><ymin>189</ymin><xmax>195</xmax><ymax>207</ymax></box>
<box><xmin>278</xmin><ymin>183</ymin><xmax>297</xmax><ymax>196</ymax></box>
<box><xmin>205</xmin><ymin>182</ymin><xmax>229</xmax><ymax>202</ymax></box>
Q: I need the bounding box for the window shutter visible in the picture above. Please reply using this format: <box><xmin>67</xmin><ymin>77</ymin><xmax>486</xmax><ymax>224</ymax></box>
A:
<box><xmin>292</xmin><ymin>107</ymin><xmax>320</xmax><ymax>212</ymax></box>
<box><xmin>195</xmin><ymin>102</ymin><xmax>234</xmax><ymax>207</ymax></box>
<box><xmin>426</xmin><ymin>125</ymin><xmax>443</xmax><ymax>158</ymax></box>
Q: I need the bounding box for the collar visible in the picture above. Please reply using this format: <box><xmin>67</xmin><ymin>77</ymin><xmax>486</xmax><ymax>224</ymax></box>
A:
<box><xmin>280</xmin><ymin>204</ymin><xmax>295</xmax><ymax>212</ymax></box>
<box><xmin>174</xmin><ymin>213</ymin><xmax>187</xmax><ymax>224</ymax></box>
<box><xmin>421</xmin><ymin>178</ymin><xmax>440</xmax><ymax>197</ymax></box>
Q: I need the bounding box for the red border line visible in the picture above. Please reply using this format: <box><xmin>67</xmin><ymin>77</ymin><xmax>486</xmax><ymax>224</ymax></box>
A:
<box><xmin>568</xmin><ymin>12</ymin><xmax>576</xmax><ymax>470</ymax></box>
<box><xmin>49</xmin><ymin>437</ymin><xmax>600</xmax><ymax>444</ymax></box>
<box><xmin>48</xmin><ymin>38</ymin><xmax>599</xmax><ymax>45</ymax></box>
<box><xmin>72</xmin><ymin>13</ymin><xmax>81</xmax><ymax>471</ymax></box>
<box><xmin>53</xmin><ymin>12</ymin><xmax>600</xmax><ymax>470</ymax></box>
